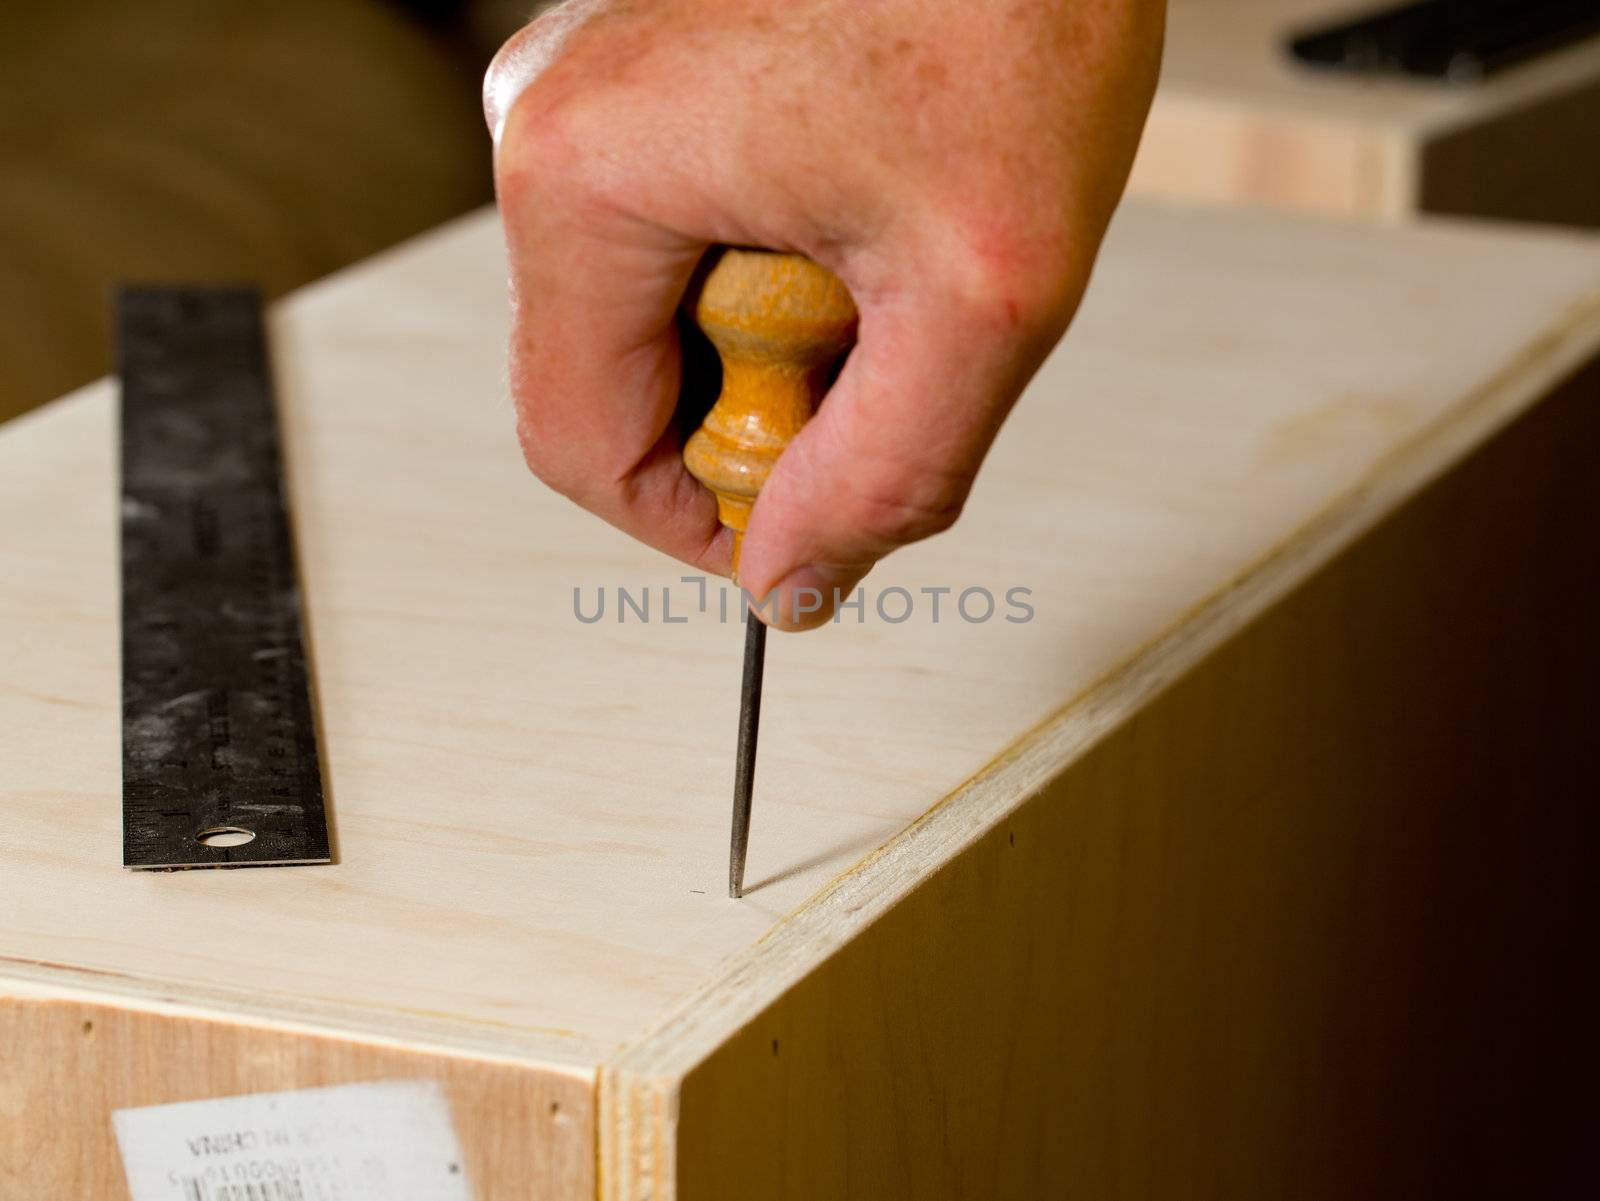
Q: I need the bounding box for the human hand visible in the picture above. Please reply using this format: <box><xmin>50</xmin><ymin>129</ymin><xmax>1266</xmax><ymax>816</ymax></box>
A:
<box><xmin>485</xmin><ymin>0</ymin><xmax>1164</xmax><ymax>628</ymax></box>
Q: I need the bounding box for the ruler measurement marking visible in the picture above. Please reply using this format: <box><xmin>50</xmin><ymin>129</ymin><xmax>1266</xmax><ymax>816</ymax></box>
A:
<box><xmin>118</xmin><ymin>287</ymin><xmax>330</xmax><ymax>870</ymax></box>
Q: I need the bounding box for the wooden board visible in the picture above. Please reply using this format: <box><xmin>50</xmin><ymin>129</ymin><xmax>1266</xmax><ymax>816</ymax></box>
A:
<box><xmin>3</xmin><ymin>203</ymin><xmax>1598</xmax><ymax>1198</ymax></box>
<box><xmin>1130</xmin><ymin>0</ymin><xmax>1600</xmax><ymax>224</ymax></box>
<box><xmin>0</xmin><ymin>978</ymin><xmax>594</xmax><ymax>1199</ymax></box>
<box><xmin>624</xmin><ymin>358</ymin><xmax>1600</xmax><ymax>1200</ymax></box>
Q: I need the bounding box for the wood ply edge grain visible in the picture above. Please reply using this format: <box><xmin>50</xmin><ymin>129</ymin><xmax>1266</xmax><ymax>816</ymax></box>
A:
<box><xmin>599</xmin><ymin>1068</ymin><xmax>676</xmax><ymax>1201</ymax></box>
<box><xmin>0</xmin><ymin>956</ymin><xmax>613</xmax><ymax>1073</ymax></box>
<box><xmin>596</xmin><ymin>285</ymin><xmax>1600</xmax><ymax>1201</ymax></box>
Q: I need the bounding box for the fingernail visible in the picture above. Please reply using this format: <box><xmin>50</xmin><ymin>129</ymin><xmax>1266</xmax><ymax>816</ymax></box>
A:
<box><xmin>750</xmin><ymin>563</ymin><xmax>869</xmax><ymax>632</ymax></box>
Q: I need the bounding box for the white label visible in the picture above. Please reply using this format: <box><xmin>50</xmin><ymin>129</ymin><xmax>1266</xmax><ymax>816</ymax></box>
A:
<box><xmin>113</xmin><ymin>1080</ymin><xmax>474</xmax><ymax>1201</ymax></box>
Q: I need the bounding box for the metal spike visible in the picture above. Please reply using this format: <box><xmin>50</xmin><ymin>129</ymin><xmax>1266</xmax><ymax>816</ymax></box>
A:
<box><xmin>729</xmin><ymin>616</ymin><xmax>767</xmax><ymax>898</ymax></box>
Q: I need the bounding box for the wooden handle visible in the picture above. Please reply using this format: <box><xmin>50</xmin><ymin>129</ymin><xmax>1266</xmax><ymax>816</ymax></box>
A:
<box><xmin>683</xmin><ymin>249</ymin><xmax>858</xmax><ymax>578</ymax></box>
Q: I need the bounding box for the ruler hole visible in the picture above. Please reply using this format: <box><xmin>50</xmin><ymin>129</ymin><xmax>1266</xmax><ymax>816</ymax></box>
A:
<box><xmin>197</xmin><ymin>826</ymin><xmax>256</xmax><ymax>848</ymax></box>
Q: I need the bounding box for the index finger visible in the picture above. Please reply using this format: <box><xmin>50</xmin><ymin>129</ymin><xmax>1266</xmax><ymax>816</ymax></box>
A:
<box><xmin>490</xmin><ymin>91</ymin><xmax>732</xmax><ymax>574</ymax></box>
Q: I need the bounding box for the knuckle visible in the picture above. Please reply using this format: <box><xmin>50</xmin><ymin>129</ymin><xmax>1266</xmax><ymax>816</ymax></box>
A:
<box><xmin>513</xmin><ymin>414</ymin><xmax>565</xmax><ymax>490</ymax></box>
<box><xmin>940</xmin><ymin>219</ymin><xmax>1088</xmax><ymax>340</ymax></box>
<box><xmin>511</xmin><ymin>398</ymin><xmax>586</xmax><ymax>502</ymax></box>
<box><xmin>483</xmin><ymin>0</ymin><xmax>603</xmax><ymax>142</ymax></box>
<box><xmin>494</xmin><ymin>80</ymin><xmax>591</xmax><ymax>203</ymax></box>
<box><xmin>492</xmin><ymin>33</ymin><xmax>632</xmax><ymax>211</ymax></box>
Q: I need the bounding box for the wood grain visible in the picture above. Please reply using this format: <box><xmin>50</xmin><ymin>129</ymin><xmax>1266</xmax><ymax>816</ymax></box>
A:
<box><xmin>0</xmin><ymin>987</ymin><xmax>594</xmax><ymax>1199</ymax></box>
<box><xmin>4</xmin><ymin>203</ymin><xmax>1600</xmax><ymax>1197</ymax></box>
<box><xmin>1130</xmin><ymin>0</ymin><xmax>1600</xmax><ymax>223</ymax></box>
<box><xmin>608</xmin><ymin>357</ymin><xmax>1599</xmax><ymax>1199</ymax></box>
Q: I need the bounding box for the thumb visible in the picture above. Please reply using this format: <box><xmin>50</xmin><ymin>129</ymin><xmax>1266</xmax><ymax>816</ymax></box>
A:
<box><xmin>737</xmin><ymin>298</ymin><xmax>1029</xmax><ymax>630</ymax></box>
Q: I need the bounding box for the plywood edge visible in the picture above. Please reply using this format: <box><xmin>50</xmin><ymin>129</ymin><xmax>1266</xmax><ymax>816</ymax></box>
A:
<box><xmin>0</xmin><ymin>956</ymin><xmax>610</xmax><ymax>1075</ymax></box>
<box><xmin>597</xmin><ymin>282</ymin><xmax>1600</xmax><ymax>1201</ymax></box>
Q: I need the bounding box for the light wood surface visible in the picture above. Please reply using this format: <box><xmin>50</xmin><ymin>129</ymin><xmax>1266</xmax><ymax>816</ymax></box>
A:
<box><xmin>3</xmin><ymin>203</ymin><xmax>1599</xmax><ymax>1197</ymax></box>
<box><xmin>1130</xmin><ymin>0</ymin><xmax>1600</xmax><ymax>223</ymax></box>
<box><xmin>0</xmin><ymin>980</ymin><xmax>594</xmax><ymax>1199</ymax></box>
<box><xmin>621</xmin><ymin>360</ymin><xmax>1599</xmax><ymax>1200</ymax></box>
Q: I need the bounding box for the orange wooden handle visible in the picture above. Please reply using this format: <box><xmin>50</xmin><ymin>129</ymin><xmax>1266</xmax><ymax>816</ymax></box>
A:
<box><xmin>682</xmin><ymin>249</ymin><xmax>858</xmax><ymax>577</ymax></box>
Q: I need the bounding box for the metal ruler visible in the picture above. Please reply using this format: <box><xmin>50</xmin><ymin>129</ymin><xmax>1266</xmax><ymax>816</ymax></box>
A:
<box><xmin>118</xmin><ymin>287</ymin><xmax>329</xmax><ymax>869</ymax></box>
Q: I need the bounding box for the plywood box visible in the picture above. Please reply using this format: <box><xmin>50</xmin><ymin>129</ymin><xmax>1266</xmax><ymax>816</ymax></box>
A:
<box><xmin>1130</xmin><ymin>0</ymin><xmax>1600</xmax><ymax>225</ymax></box>
<box><xmin>3</xmin><ymin>203</ymin><xmax>1597</xmax><ymax>1198</ymax></box>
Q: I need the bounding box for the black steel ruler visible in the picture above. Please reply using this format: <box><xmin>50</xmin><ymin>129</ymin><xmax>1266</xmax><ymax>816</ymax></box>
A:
<box><xmin>118</xmin><ymin>287</ymin><xmax>329</xmax><ymax>869</ymax></box>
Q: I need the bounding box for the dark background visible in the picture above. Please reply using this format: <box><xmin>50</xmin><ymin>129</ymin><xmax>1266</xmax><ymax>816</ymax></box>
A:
<box><xmin>0</xmin><ymin>0</ymin><xmax>548</xmax><ymax>423</ymax></box>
